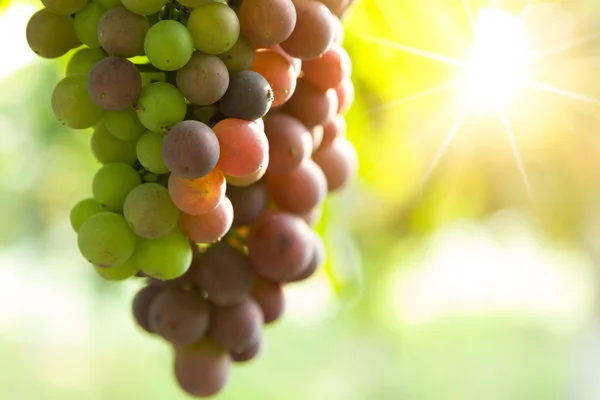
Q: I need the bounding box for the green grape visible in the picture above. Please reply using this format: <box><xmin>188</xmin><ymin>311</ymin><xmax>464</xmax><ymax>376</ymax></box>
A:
<box><xmin>123</xmin><ymin>183</ymin><xmax>179</xmax><ymax>238</ymax></box>
<box><xmin>77</xmin><ymin>212</ymin><xmax>137</xmax><ymax>268</ymax></box>
<box><xmin>74</xmin><ymin>2</ymin><xmax>108</xmax><ymax>48</ymax></box>
<box><xmin>136</xmin><ymin>228</ymin><xmax>193</xmax><ymax>280</ymax></box>
<box><xmin>187</xmin><ymin>3</ymin><xmax>240</xmax><ymax>55</ymax></box>
<box><xmin>26</xmin><ymin>9</ymin><xmax>80</xmax><ymax>59</ymax></box>
<box><xmin>98</xmin><ymin>0</ymin><xmax>122</xmax><ymax>9</ymax></box>
<box><xmin>142</xmin><ymin>172</ymin><xmax>159</xmax><ymax>182</ymax></box>
<box><xmin>42</xmin><ymin>0</ymin><xmax>87</xmax><ymax>15</ymax></box>
<box><xmin>66</xmin><ymin>47</ymin><xmax>108</xmax><ymax>76</ymax></box>
<box><xmin>144</xmin><ymin>20</ymin><xmax>194</xmax><ymax>71</ymax></box>
<box><xmin>92</xmin><ymin>163</ymin><xmax>142</xmax><ymax>211</ymax></box>
<box><xmin>177</xmin><ymin>0</ymin><xmax>220</xmax><ymax>6</ymax></box>
<box><xmin>137</xmin><ymin>131</ymin><xmax>169</xmax><ymax>174</ymax></box>
<box><xmin>70</xmin><ymin>198</ymin><xmax>105</xmax><ymax>232</ymax></box>
<box><xmin>51</xmin><ymin>75</ymin><xmax>103</xmax><ymax>129</ymax></box>
<box><xmin>135</xmin><ymin>82</ymin><xmax>187</xmax><ymax>132</ymax></box>
<box><xmin>91</xmin><ymin>122</ymin><xmax>138</xmax><ymax>165</ymax></box>
<box><xmin>122</xmin><ymin>0</ymin><xmax>168</xmax><ymax>15</ymax></box>
<box><xmin>217</xmin><ymin>34</ymin><xmax>255</xmax><ymax>74</ymax></box>
<box><xmin>94</xmin><ymin>256</ymin><xmax>138</xmax><ymax>281</ymax></box>
<box><xmin>103</xmin><ymin>108</ymin><xmax>146</xmax><ymax>141</ymax></box>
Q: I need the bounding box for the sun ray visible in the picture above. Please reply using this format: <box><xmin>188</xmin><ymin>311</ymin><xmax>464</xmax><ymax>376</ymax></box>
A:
<box><xmin>531</xmin><ymin>32</ymin><xmax>600</xmax><ymax>61</ymax></box>
<box><xmin>500</xmin><ymin>110</ymin><xmax>533</xmax><ymax>198</ymax></box>
<box><xmin>420</xmin><ymin>104</ymin><xmax>472</xmax><ymax>189</ymax></box>
<box><xmin>524</xmin><ymin>80</ymin><xmax>600</xmax><ymax>106</ymax></box>
<box><xmin>369</xmin><ymin>79</ymin><xmax>464</xmax><ymax>114</ymax></box>
<box><xmin>462</xmin><ymin>0</ymin><xmax>476</xmax><ymax>33</ymax></box>
<box><xmin>518</xmin><ymin>0</ymin><xmax>537</xmax><ymax>22</ymax></box>
<box><xmin>362</xmin><ymin>36</ymin><xmax>469</xmax><ymax>68</ymax></box>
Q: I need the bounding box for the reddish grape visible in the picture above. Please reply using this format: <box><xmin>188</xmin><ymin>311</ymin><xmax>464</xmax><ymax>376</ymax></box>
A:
<box><xmin>321</xmin><ymin>114</ymin><xmax>346</xmax><ymax>147</ymax></box>
<box><xmin>247</xmin><ymin>211</ymin><xmax>313</xmax><ymax>281</ymax></box>
<box><xmin>264</xmin><ymin>113</ymin><xmax>312</xmax><ymax>174</ymax></box>
<box><xmin>250</xmin><ymin>49</ymin><xmax>296</xmax><ymax>107</ymax></box>
<box><xmin>227</xmin><ymin>182</ymin><xmax>268</xmax><ymax>227</ymax></box>
<box><xmin>196</xmin><ymin>242</ymin><xmax>255</xmax><ymax>306</ymax></box>
<box><xmin>309</xmin><ymin>124</ymin><xmax>324</xmax><ymax>153</ymax></box>
<box><xmin>288</xmin><ymin>231</ymin><xmax>326</xmax><ymax>282</ymax></box>
<box><xmin>168</xmin><ymin>168</ymin><xmax>227</xmax><ymax>215</ymax></box>
<box><xmin>88</xmin><ymin>57</ymin><xmax>142</xmax><ymax>110</ymax></box>
<box><xmin>231</xmin><ymin>338</ymin><xmax>262</xmax><ymax>363</ymax></box>
<box><xmin>225</xmin><ymin>154</ymin><xmax>268</xmax><ymax>187</ymax></box>
<box><xmin>266</xmin><ymin>159</ymin><xmax>328</xmax><ymax>214</ymax></box>
<box><xmin>312</xmin><ymin>137</ymin><xmax>358</xmax><ymax>192</ymax></box>
<box><xmin>335</xmin><ymin>76</ymin><xmax>354</xmax><ymax>114</ymax></box>
<box><xmin>280</xmin><ymin>0</ymin><xmax>335</xmax><ymax>60</ymax></box>
<box><xmin>174</xmin><ymin>340</ymin><xmax>231</xmax><ymax>398</ymax></box>
<box><xmin>149</xmin><ymin>289</ymin><xmax>210</xmax><ymax>347</ymax></box>
<box><xmin>301</xmin><ymin>44</ymin><xmax>351</xmax><ymax>92</ymax></box>
<box><xmin>299</xmin><ymin>205</ymin><xmax>323</xmax><ymax>227</ymax></box>
<box><xmin>332</xmin><ymin>14</ymin><xmax>344</xmax><ymax>44</ymax></box>
<box><xmin>209</xmin><ymin>299</ymin><xmax>263</xmax><ymax>352</ymax></box>
<box><xmin>179</xmin><ymin>197</ymin><xmax>233</xmax><ymax>244</ymax></box>
<box><xmin>268</xmin><ymin>44</ymin><xmax>302</xmax><ymax>77</ymax></box>
<box><xmin>239</xmin><ymin>0</ymin><xmax>297</xmax><ymax>47</ymax></box>
<box><xmin>251</xmin><ymin>277</ymin><xmax>285</xmax><ymax>323</ymax></box>
<box><xmin>132</xmin><ymin>284</ymin><xmax>161</xmax><ymax>334</ymax></box>
<box><xmin>213</xmin><ymin>118</ymin><xmax>269</xmax><ymax>177</ymax></box>
<box><xmin>286</xmin><ymin>79</ymin><xmax>338</xmax><ymax>128</ymax></box>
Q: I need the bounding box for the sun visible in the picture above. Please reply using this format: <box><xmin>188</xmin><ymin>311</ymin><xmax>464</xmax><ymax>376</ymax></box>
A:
<box><xmin>466</xmin><ymin>7</ymin><xmax>530</xmax><ymax>110</ymax></box>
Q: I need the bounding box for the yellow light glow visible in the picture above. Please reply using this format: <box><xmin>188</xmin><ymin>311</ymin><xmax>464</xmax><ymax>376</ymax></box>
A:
<box><xmin>466</xmin><ymin>8</ymin><xmax>530</xmax><ymax>110</ymax></box>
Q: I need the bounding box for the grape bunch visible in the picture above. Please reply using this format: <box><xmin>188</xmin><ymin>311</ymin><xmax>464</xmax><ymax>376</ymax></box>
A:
<box><xmin>26</xmin><ymin>0</ymin><xmax>357</xmax><ymax>397</ymax></box>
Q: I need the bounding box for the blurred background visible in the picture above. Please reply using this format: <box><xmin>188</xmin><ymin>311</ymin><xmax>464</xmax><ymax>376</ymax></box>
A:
<box><xmin>3</xmin><ymin>0</ymin><xmax>600</xmax><ymax>399</ymax></box>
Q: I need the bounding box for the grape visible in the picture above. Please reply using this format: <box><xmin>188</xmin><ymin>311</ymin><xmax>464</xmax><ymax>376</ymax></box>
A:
<box><xmin>123</xmin><ymin>183</ymin><xmax>179</xmax><ymax>239</ymax></box>
<box><xmin>92</xmin><ymin>163</ymin><xmax>142</xmax><ymax>212</ymax></box>
<box><xmin>269</xmin><ymin>44</ymin><xmax>302</xmax><ymax>77</ymax></box>
<box><xmin>286</xmin><ymin>79</ymin><xmax>338</xmax><ymax>128</ymax></box>
<box><xmin>195</xmin><ymin>242</ymin><xmax>255</xmax><ymax>306</ymax></box>
<box><xmin>209</xmin><ymin>299</ymin><xmax>263</xmax><ymax>352</ymax></box>
<box><xmin>145</xmin><ymin>20</ymin><xmax>194</xmax><ymax>72</ymax></box>
<box><xmin>332</xmin><ymin>14</ymin><xmax>344</xmax><ymax>44</ymax></box>
<box><xmin>136</xmin><ymin>228</ymin><xmax>193</xmax><ymax>280</ymax></box>
<box><xmin>289</xmin><ymin>231</ymin><xmax>326</xmax><ymax>282</ymax></box>
<box><xmin>312</xmin><ymin>137</ymin><xmax>358</xmax><ymax>192</ymax></box>
<box><xmin>88</xmin><ymin>57</ymin><xmax>142</xmax><ymax>111</ymax></box>
<box><xmin>213</xmin><ymin>118</ymin><xmax>269</xmax><ymax>178</ymax></box>
<box><xmin>91</xmin><ymin>122</ymin><xmax>138</xmax><ymax>165</ymax></box>
<box><xmin>187</xmin><ymin>3</ymin><xmax>240</xmax><ymax>55</ymax></box>
<box><xmin>177</xmin><ymin>0</ymin><xmax>218</xmax><ymax>6</ymax></box>
<box><xmin>218</xmin><ymin>70</ymin><xmax>274</xmax><ymax>121</ymax></box>
<box><xmin>231</xmin><ymin>338</ymin><xmax>262</xmax><ymax>363</ymax></box>
<box><xmin>135</xmin><ymin>83</ymin><xmax>187</xmax><ymax>132</ymax></box>
<box><xmin>174</xmin><ymin>340</ymin><xmax>231</xmax><ymax>398</ymax></box>
<box><xmin>224</xmin><ymin>155</ymin><xmax>268</xmax><ymax>187</ymax></box>
<box><xmin>97</xmin><ymin>6</ymin><xmax>150</xmax><ymax>58</ymax></box>
<box><xmin>239</xmin><ymin>0</ymin><xmax>296</xmax><ymax>47</ymax></box>
<box><xmin>26</xmin><ymin>9</ymin><xmax>80</xmax><ymax>59</ymax></box>
<box><xmin>321</xmin><ymin>113</ymin><xmax>346</xmax><ymax>147</ymax></box>
<box><xmin>217</xmin><ymin>35</ymin><xmax>255</xmax><ymax>74</ymax></box>
<box><xmin>264</xmin><ymin>112</ymin><xmax>312</xmax><ymax>174</ymax></box>
<box><xmin>99</xmin><ymin>0</ymin><xmax>122</xmax><ymax>8</ymax></box>
<box><xmin>149</xmin><ymin>289</ymin><xmax>210</xmax><ymax>346</ymax></box>
<box><xmin>103</xmin><ymin>108</ymin><xmax>146</xmax><ymax>141</ymax></box>
<box><xmin>251</xmin><ymin>277</ymin><xmax>284</xmax><ymax>323</ymax></box>
<box><xmin>66</xmin><ymin>48</ymin><xmax>107</xmax><ymax>76</ymax></box>
<box><xmin>162</xmin><ymin>120</ymin><xmax>220</xmax><ymax>180</ymax></box>
<box><xmin>299</xmin><ymin>205</ymin><xmax>322</xmax><ymax>227</ymax></box>
<box><xmin>335</xmin><ymin>76</ymin><xmax>354</xmax><ymax>114</ymax></box>
<box><xmin>51</xmin><ymin>75</ymin><xmax>103</xmax><ymax>130</ymax></box>
<box><xmin>42</xmin><ymin>0</ymin><xmax>87</xmax><ymax>15</ymax></box>
<box><xmin>122</xmin><ymin>0</ymin><xmax>168</xmax><ymax>15</ymax></box>
<box><xmin>77</xmin><ymin>212</ymin><xmax>137</xmax><ymax>268</ymax></box>
<box><xmin>94</xmin><ymin>257</ymin><xmax>138</xmax><ymax>281</ymax></box>
<box><xmin>309</xmin><ymin>124</ymin><xmax>324</xmax><ymax>153</ymax></box>
<box><xmin>301</xmin><ymin>44</ymin><xmax>351</xmax><ymax>92</ymax></box>
<box><xmin>246</xmin><ymin>211</ymin><xmax>313</xmax><ymax>281</ymax></box>
<box><xmin>227</xmin><ymin>182</ymin><xmax>268</xmax><ymax>227</ymax></box>
<box><xmin>73</xmin><ymin>1</ymin><xmax>107</xmax><ymax>48</ymax></box>
<box><xmin>132</xmin><ymin>285</ymin><xmax>161</xmax><ymax>334</ymax></box>
<box><xmin>70</xmin><ymin>198</ymin><xmax>104</xmax><ymax>233</ymax></box>
<box><xmin>179</xmin><ymin>197</ymin><xmax>233</xmax><ymax>244</ymax></box>
<box><xmin>266</xmin><ymin>159</ymin><xmax>328</xmax><ymax>214</ymax></box>
<box><xmin>168</xmin><ymin>169</ymin><xmax>226</xmax><ymax>215</ymax></box>
<box><xmin>136</xmin><ymin>131</ymin><xmax>170</xmax><ymax>174</ymax></box>
<box><xmin>280</xmin><ymin>0</ymin><xmax>335</xmax><ymax>60</ymax></box>
<box><xmin>176</xmin><ymin>53</ymin><xmax>229</xmax><ymax>106</ymax></box>
<box><xmin>250</xmin><ymin>49</ymin><xmax>297</xmax><ymax>107</ymax></box>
